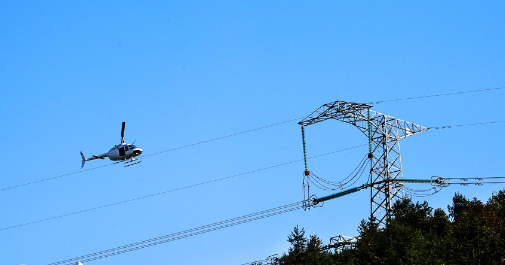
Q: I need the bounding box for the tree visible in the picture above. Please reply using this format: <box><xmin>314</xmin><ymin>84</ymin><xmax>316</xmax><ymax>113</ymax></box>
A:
<box><xmin>448</xmin><ymin>193</ymin><xmax>505</xmax><ymax>264</ymax></box>
<box><xmin>280</xmin><ymin>226</ymin><xmax>333</xmax><ymax>265</ymax></box>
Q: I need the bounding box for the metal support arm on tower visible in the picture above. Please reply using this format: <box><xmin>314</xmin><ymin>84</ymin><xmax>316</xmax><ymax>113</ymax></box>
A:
<box><xmin>299</xmin><ymin>101</ymin><xmax>428</xmax><ymax>139</ymax></box>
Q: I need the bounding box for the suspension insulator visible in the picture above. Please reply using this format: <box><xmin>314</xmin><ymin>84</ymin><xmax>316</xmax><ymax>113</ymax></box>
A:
<box><xmin>301</xmin><ymin>126</ymin><xmax>309</xmax><ymax>172</ymax></box>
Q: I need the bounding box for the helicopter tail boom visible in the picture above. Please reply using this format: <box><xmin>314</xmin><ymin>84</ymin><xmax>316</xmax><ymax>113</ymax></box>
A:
<box><xmin>80</xmin><ymin>151</ymin><xmax>107</xmax><ymax>168</ymax></box>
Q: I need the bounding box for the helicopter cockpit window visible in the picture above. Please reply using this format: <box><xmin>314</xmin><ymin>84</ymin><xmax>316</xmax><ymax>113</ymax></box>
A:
<box><xmin>124</xmin><ymin>146</ymin><xmax>130</xmax><ymax>151</ymax></box>
<box><xmin>130</xmin><ymin>145</ymin><xmax>136</xmax><ymax>149</ymax></box>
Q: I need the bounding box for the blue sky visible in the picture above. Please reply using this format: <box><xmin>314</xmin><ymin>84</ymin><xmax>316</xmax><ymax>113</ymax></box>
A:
<box><xmin>1</xmin><ymin>1</ymin><xmax>504</xmax><ymax>264</ymax></box>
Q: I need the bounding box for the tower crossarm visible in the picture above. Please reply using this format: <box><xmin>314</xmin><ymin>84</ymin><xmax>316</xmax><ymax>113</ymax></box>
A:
<box><xmin>366</xmin><ymin>111</ymin><xmax>430</xmax><ymax>140</ymax></box>
<box><xmin>298</xmin><ymin>100</ymin><xmax>371</xmax><ymax>128</ymax></box>
<box><xmin>298</xmin><ymin>100</ymin><xmax>429</xmax><ymax>140</ymax></box>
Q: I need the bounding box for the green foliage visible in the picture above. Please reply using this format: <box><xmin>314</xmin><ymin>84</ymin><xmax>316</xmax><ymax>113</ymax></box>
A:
<box><xmin>279</xmin><ymin>189</ymin><xmax>505</xmax><ymax>264</ymax></box>
<box><xmin>280</xmin><ymin>226</ymin><xmax>333</xmax><ymax>265</ymax></box>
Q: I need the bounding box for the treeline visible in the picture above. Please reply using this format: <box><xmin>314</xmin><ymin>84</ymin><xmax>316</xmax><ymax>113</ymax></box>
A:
<box><xmin>275</xmin><ymin>190</ymin><xmax>505</xmax><ymax>264</ymax></box>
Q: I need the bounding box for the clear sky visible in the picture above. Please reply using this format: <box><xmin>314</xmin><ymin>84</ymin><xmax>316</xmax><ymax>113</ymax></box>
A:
<box><xmin>1</xmin><ymin>1</ymin><xmax>504</xmax><ymax>264</ymax></box>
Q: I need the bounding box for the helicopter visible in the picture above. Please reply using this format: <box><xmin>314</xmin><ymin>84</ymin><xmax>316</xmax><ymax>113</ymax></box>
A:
<box><xmin>80</xmin><ymin>122</ymin><xmax>143</xmax><ymax>168</ymax></box>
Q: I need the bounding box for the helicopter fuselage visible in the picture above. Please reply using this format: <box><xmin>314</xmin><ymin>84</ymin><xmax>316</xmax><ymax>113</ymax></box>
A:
<box><xmin>106</xmin><ymin>143</ymin><xmax>143</xmax><ymax>161</ymax></box>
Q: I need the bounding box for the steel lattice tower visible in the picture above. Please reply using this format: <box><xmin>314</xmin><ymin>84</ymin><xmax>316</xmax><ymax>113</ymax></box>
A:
<box><xmin>299</xmin><ymin>101</ymin><xmax>429</xmax><ymax>227</ymax></box>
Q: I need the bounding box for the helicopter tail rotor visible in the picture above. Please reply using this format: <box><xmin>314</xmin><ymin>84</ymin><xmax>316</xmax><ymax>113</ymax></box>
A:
<box><xmin>121</xmin><ymin>122</ymin><xmax>125</xmax><ymax>144</ymax></box>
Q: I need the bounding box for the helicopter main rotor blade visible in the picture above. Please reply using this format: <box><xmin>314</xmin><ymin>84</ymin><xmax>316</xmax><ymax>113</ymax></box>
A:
<box><xmin>121</xmin><ymin>122</ymin><xmax>125</xmax><ymax>143</ymax></box>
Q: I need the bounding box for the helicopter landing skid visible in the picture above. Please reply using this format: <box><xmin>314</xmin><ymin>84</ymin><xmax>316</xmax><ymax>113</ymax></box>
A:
<box><xmin>124</xmin><ymin>158</ymin><xmax>141</xmax><ymax>167</ymax></box>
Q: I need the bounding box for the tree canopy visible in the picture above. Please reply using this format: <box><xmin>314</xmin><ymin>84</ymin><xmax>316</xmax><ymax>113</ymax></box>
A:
<box><xmin>277</xmin><ymin>189</ymin><xmax>505</xmax><ymax>264</ymax></box>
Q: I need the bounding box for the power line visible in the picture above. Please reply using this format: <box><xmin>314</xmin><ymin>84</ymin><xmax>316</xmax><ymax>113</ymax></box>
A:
<box><xmin>370</xmin><ymin>86</ymin><xmax>505</xmax><ymax>105</ymax></box>
<box><xmin>142</xmin><ymin>117</ymin><xmax>303</xmax><ymax>157</ymax></box>
<box><xmin>47</xmin><ymin>201</ymin><xmax>305</xmax><ymax>265</ymax></box>
<box><xmin>437</xmin><ymin>176</ymin><xmax>505</xmax><ymax>186</ymax></box>
<box><xmin>1</xmin><ymin>118</ymin><xmax>302</xmax><ymax>192</ymax></box>
<box><xmin>0</xmin><ymin>162</ymin><xmax>121</xmax><ymax>191</ymax></box>
<box><xmin>449</xmin><ymin>182</ymin><xmax>505</xmax><ymax>185</ymax></box>
<box><xmin>403</xmin><ymin>186</ymin><xmax>443</xmax><ymax>197</ymax></box>
<box><xmin>4</xmin><ymin>86</ymin><xmax>503</xmax><ymax>192</ymax></box>
<box><xmin>4</xmin><ymin>118</ymin><xmax>502</xmax><ymax>192</ymax></box>
<box><xmin>1</xmin><ymin>145</ymin><xmax>366</xmax><ymax>232</ymax></box>
<box><xmin>8</xmin><ymin>86</ymin><xmax>503</xmax><ymax>263</ymax></box>
<box><xmin>397</xmin><ymin>176</ymin><xmax>505</xmax><ymax>197</ymax></box>
<box><xmin>42</xmin><ymin>175</ymin><xmax>498</xmax><ymax>263</ymax></box>
<box><xmin>5</xmin><ymin>102</ymin><xmax>500</xmax><ymax>228</ymax></box>
<box><xmin>307</xmin><ymin>154</ymin><xmax>369</xmax><ymax>191</ymax></box>
<box><xmin>430</xmin><ymin>120</ymin><xmax>505</xmax><ymax>129</ymax></box>
<box><xmin>438</xmin><ymin>176</ymin><xmax>505</xmax><ymax>180</ymax></box>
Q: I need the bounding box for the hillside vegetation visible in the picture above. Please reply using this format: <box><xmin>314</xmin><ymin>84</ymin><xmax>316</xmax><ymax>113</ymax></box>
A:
<box><xmin>276</xmin><ymin>190</ymin><xmax>505</xmax><ymax>264</ymax></box>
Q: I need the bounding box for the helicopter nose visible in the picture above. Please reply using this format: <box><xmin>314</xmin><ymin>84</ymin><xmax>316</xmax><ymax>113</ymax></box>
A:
<box><xmin>133</xmin><ymin>149</ymin><xmax>143</xmax><ymax>156</ymax></box>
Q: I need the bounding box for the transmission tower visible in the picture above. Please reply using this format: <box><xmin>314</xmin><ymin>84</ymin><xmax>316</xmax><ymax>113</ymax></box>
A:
<box><xmin>299</xmin><ymin>100</ymin><xmax>429</xmax><ymax>227</ymax></box>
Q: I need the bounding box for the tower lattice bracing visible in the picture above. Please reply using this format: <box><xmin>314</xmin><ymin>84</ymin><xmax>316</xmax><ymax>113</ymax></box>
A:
<box><xmin>299</xmin><ymin>101</ymin><xmax>429</xmax><ymax>227</ymax></box>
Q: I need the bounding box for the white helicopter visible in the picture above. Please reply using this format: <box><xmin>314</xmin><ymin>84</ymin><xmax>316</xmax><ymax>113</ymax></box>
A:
<box><xmin>80</xmin><ymin>122</ymin><xmax>143</xmax><ymax>168</ymax></box>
